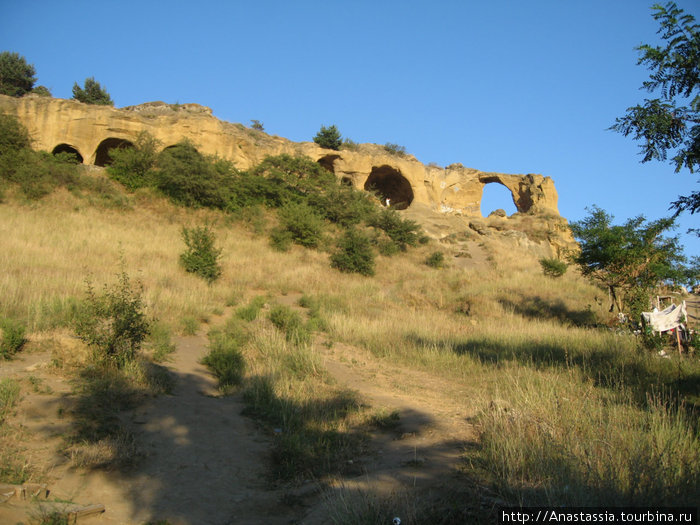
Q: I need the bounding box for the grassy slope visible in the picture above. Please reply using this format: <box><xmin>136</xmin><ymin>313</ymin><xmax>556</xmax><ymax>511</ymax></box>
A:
<box><xmin>1</xmin><ymin>171</ymin><xmax>699</xmax><ymax>510</ymax></box>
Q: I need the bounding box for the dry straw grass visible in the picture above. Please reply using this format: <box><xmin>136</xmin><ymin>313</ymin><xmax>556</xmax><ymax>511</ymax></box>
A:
<box><xmin>2</xmin><ymin>179</ymin><xmax>699</xmax><ymax>507</ymax></box>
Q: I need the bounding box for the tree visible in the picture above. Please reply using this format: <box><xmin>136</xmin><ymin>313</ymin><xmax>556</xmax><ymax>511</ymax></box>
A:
<box><xmin>569</xmin><ymin>206</ymin><xmax>686</xmax><ymax>313</ymax></box>
<box><xmin>313</xmin><ymin>124</ymin><xmax>342</xmax><ymax>150</ymax></box>
<box><xmin>31</xmin><ymin>85</ymin><xmax>51</xmax><ymax>97</ymax></box>
<box><xmin>72</xmin><ymin>77</ymin><xmax>113</xmax><ymax>106</ymax></box>
<box><xmin>611</xmin><ymin>2</ymin><xmax>699</xmax><ymax>216</ymax></box>
<box><xmin>0</xmin><ymin>51</ymin><xmax>36</xmax><ymax>97</ymax></box>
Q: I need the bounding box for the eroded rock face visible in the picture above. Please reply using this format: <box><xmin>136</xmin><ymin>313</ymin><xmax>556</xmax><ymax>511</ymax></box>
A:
<box><xmin>0</xmin><ymin>94</ymin><xmax>574</xmax><ymax>251</ymax></box>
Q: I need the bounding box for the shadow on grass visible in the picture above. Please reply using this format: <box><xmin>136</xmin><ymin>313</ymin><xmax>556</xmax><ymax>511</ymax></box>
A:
<box><xmin>498</xmin><ymin>294</ymin><xmax>598</xmax><ymax>327</ymax></box>
<box><xmin>407</xmin><ymin>333</ymin><xmax>700</xmax><ymax>410</ymax></box>
<box><xmin>242</xmin><ymin>373</ymin><xmax>372</xmax><ymax>481</ymax></box>
<box><xmin>64</xmin><ymin>360</ymin><xmax>173</xmax><ymax>470</ymax></box>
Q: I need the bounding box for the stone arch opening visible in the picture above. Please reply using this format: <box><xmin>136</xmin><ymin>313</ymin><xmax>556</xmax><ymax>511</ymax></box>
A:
<box><xmin>480</xmin><ymin>180</ymin><xmax>517</xmax><ymax>217</ymax></box>
<box><xmin>94</xmin><ymin>138</ymin><xmax>134</xmax><ymax>167</ymax></box>
<box><xmin>317</xmin><ymin>154</ymin><xmax>340</xmax><ymax>174</ymax></box>
<box><xmin>52</xmin><ymin>144</ymin><xmax>83</xmax><ymax>163</ymax></box>
<box><xmin>364</xmin><ymin>165</ymin><xmax>414</xmax><ymax>209</ymax></box>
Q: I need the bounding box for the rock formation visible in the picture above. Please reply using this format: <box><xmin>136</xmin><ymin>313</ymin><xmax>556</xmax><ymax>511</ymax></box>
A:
<box><xmin>0</xmin><ymin>94</ymin><xmax>575</xmax><ymax>253</ymax></box>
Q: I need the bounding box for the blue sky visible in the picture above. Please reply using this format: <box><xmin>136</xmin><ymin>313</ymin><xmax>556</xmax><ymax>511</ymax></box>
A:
<box><xmin>2</xmin><ymin>0</ymin><xmax>698</xmax><ymax>256</ymax></box>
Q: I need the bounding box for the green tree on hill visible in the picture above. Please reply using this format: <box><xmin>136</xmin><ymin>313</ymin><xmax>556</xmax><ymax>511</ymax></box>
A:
<box><xmin>313</xmin><ymin>124</ymin><xmax>342</xmax><ymax>150</ymax></box>
<box><xmin>0</xmin><ymin>51</ymin><xmax>36</xmax><ymax>97</ymax></box>
<box><xmin>72</xmin><ymin>77</ymin><xmax>113</xmax><ymax>106</ymax></box>
<box><xmin>569</xmin><ymin>206</ymin><xmax>686</xmax><ymax>313</ymax></box>
<box><xmin>611</xmin><ymin>2</ymin><xmax>699</xmax><ymax>218</ymax></box>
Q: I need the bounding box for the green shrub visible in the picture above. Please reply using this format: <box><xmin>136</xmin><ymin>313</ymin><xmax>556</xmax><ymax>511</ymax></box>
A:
<box><xmin>331</xmin><ymin>229</ymin><xmax>375</xmax><ymax>276</ymax></box>
<box><xmin>425</xmin><ymin>251</ymin><xmax>445</xmax><ymax>268</ymax></box>
<box><xmin>0</xmin><ymin>112</ymin><xmax>31</xmax><ymax>153</ymax></box>
<box><xmin>107</xmin><ymin>131</ymin><xmax>160</xmax><ymax>190</ymax></box>
<box><xmin>73</xmin><ymin>267</ymin><xmax>151</xmax><ymax>368</ymax></box>
<box><xmin>236</xmin><ymin>296</ymin><xmax>267</xmax><ymax>321</ymax></box>
<box><xmin>309</xmin><ymin>186</ymin><xmax>376</xmax><ymax>227</ymax></box>
<box><xmin>202</xmin><ymin>332</ymin><xmax>246</xmax><ymax>392</ymax></box>
<box><xmin>31</xmin><ymin>85</ymin><xmax>51</xmax><ymax>97</ymax></box>
<box><xmin>313</xmin><ymin>124</ymin><xmax>342</xmax><ymax>150</ymax></box>
<box><xmin>148</xmin><ymin>322</ymin><xmax>176</xmax><ymax>362</ymax></box>
<box><xmin>269</xmin><ymin>228</ymin><xmax>294</xmax><ymax>252</ymax></box>
<box><xmin>269</xmin><ymin>305</ymin><xmax>310</xmax><ymax>345</ymax></box>
<box><xmin>179</xmin><ymin>225</ymin><xmax>223</xmax><ymax>283</ymax></box>
<box><xmin>383</xmin><ymin>143</ymin><xmax>407</xmax><ymax>157</ymax></box>
<box><xmin>275</xmin><ymin>202</ymin><xmax>326</xmax><ymax>248</ymax></box>
<box><xmin>250</xmin><ymin>119</ymin><xmax>264</xmax><ymax>131</ymax></box>
<box><xmin>539</xmin><ymin>257</ymin><xmax>568</xmax><ymax>278</ymax></box>
<box><xmin>0</xmin><ymin>318</ymin><xmax>26</xmax><ymax>359</ymax></box>
<box><xmin>179</xmin><ymin>316</ymin><xmax>199</xmax><ymax>335</ymax></box>
<box><xmin>369</xmin><ymin>208</ymin><xmax>420</xmax><ymax>251</ymax></box>
<box><xmin>155</xmin><ymin>140</ymin><xmax>236</xmax><ymax>209</ymax></box>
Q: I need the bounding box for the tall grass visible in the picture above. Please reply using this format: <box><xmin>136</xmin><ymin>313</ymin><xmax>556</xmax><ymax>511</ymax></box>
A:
<box><xmin>241</xmin><ymin>325</ymin><xmax>369</xmax><ymax>481</ymax></box>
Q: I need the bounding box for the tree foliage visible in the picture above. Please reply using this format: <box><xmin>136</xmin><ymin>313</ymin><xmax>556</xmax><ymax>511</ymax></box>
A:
<box><xmin>313</xmin><ymin>124</ymin><xmax>342</xmax><ymax>150</ymax></box>
<box><xmin>0</xmin><ymin>52</ymin><xmax>36</xmax><ymax>97</ymax></box>
<box><xmin>611</xmin><ymin>2</ymin><xmax>699</xmax><ymax>215</ymax></box>
<box><xmin>72</xmin><ymin>77</ymin><xmax>113</xmax><ymax>106</ymax></box>
<box><xmin>569</xmin><ymin>206</ymin><xmax>686</xmax><ymax>313</ymax></box>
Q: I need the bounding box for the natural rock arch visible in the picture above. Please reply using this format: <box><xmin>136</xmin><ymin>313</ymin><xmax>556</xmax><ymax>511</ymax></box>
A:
<box><xmin>364</xmin><ymin>165</ymin><xmax>414</xmax><ymax>209</ymax></box>
<box><xmin>94</xmin><ymin>138</ymin><xmax>134</xmax><ymax>166</ymax></box>
<box><xmin>480</xmin><ymin>180</ymin><xmax>517</xmax><ymax>217</ymax></box>
<box><xmin>317</xmin><ymin>154</ymin><xmax>341</xmax><ymax>174</ymax></box>
<box><xmin>52</xmin><ymin>143</ymin><xmax>83</xmax><ymax>163</ymax></box>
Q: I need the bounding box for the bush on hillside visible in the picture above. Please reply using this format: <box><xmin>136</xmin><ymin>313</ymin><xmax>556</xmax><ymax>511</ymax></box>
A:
<box><xmin>107</xmin><ymin>131</ymin><xmax>161</xmax><ymax>190</ymax></box>
<box><xmin>274</xmin><ymin>201</ymin><xmax>326</xmax><ymax>249</ymax></box>
<box><xmin>155</xmin><ymin>140</ymin><xmax>236</xmax><ymax>208</ymax></box>
<box><xmin>383</xmin><ymin>142</ymin><xmax>407</xmax><ymax>157</ymax></box>
<box><xmin>202</xmin><ymin>331</ymin><xmax>246</xmax><ymax>392</ymax></box>
<box><xmin>539</xmin><ymin>257</ymin><xmax>568</xmax><ymax>278</ymax></box>
<box><xmin>368</xmin><ymin>208</ymin><xmax>420</xmax><ymax>251</ymax></box>
<box><xmin>74</xmin><ymin>267</ymin><xmax>151</xmax><ymax>368</ymax></box>
<box><xmin>179</xmin><ymin>225</ymin><xmax>223</xmax><ymax>284</ymax></box>
<box><xmin>426</xmin><ymin>251</ymin><xmax>445</xmax><ymax>268</ymax></box>
<box><xmin>0</xmin><ymin>318</ymin><xmax>27</xmax><ymax>359</ymax></box>
<box><xmin>331</xmin><ymin>229</ymin><xmax>376</xmax><ymax>276</ymax></box>
<box><xmin>308</xmin><ymin>185</ymin><xmax>376</xmax><ymax>227</ymax></box>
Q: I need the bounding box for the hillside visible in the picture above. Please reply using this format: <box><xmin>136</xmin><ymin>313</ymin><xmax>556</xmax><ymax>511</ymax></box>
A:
<box><xmin>0</xmin><ymin>109</ymin><xmax>698</xmax><ymax>523</ymax></box>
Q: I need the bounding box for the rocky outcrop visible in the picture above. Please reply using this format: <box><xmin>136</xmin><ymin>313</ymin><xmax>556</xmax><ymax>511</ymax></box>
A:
<box><xmin>0</xmin><ymin>94</ymin><xmax>575</xmax><ymax>252</ymax></box>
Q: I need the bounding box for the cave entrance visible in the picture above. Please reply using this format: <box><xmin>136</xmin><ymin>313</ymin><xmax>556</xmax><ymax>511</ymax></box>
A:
<box><xmin>317</xmin><ymin>154</ymin><xmax>340</xmax><ymax>174</ymax></box>
<box><xmin>364</xmin><ymin>165</ymin><xmax>414</xmax><ymax>209</ymax></box>
<box><xmin>52</xmin><ymin>144</ymin><xmax>84</xmax><ymax>163</ymax></box>
<box><xmin>94</xmin><ymin>138</ymin><xmax>134</xmax><ymax>167</ymax></box>
<box><xmin>480</xmin><ymin>181</ymin><xmax>517</xmax><ymax>217</ymax></box>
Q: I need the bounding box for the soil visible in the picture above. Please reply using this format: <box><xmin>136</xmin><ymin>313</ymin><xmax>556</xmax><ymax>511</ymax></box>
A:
<box><xmin>0</xmin><ymin>304</ymin><xmax>484</xmax><ymax>524</ymax></box>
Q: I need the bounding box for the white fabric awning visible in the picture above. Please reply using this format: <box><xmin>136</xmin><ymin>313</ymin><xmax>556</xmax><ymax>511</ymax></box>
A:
<box><xmin>641</xmin><ymin>302</ymin><xmax>687</xmax><ymax>332</ymax></box>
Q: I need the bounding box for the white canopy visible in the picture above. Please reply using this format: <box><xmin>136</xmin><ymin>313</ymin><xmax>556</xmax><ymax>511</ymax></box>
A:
<box><xmin>641</xmin><ymin>301</ymin><xmax>687</xmax><ymax>332</ymax></box>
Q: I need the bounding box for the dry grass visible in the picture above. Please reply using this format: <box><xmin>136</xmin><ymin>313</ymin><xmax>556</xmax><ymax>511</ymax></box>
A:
<box><xmin>2</xmin><ymin>178</ymin><xmax>699</xmax><ymax>507</ymax></box>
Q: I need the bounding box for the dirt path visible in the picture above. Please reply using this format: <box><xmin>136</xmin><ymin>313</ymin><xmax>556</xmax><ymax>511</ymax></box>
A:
<box><xmin>0</xmin><ymin>322</ymin><xmax>301</xmax><ymax>525</ymax></box>
<box><xmin>1</xmin><ymin>306</ymin><xmax>483</xmax><ymax>524</ymax></box>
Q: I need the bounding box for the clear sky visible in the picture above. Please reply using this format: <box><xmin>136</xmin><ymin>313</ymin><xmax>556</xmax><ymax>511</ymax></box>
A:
<box><xmin>2</xmin><ymin>0</ymin><xmax>698</xmax><ymax>257</ymax></box>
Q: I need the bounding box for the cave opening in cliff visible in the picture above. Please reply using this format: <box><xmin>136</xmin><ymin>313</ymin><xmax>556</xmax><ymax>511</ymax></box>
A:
<box><xmin>94</xmin><ymin>138</ymin><xmax>135</xmax><ymax>167</ymax></box>
<box><xmin>317</xmin><ymin>154</ymin><xmax>340</xmax><ymax>174</ymax></box>
<box><xmin>52</xmin><ymin>144</ymin><xmax>83</xmax><ymax>163</ymax></box>
<box><xmin>480</xmin><ymin>181</ymin><xmax>517</xmax><ymax>217</ymax></box>
<box><xmin>364</xmin><ymin>165</ymin><xmax>414</xmax><ymax>209</ymax></box>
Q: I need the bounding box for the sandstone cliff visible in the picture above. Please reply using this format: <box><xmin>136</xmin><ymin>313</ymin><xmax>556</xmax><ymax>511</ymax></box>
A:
<box><xmin>0</xmin><ymin>94</ymin><xmax>576</xmax><ymax>254</ymax></box>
